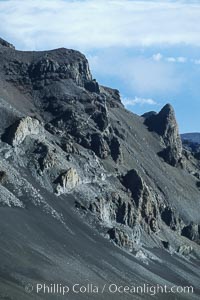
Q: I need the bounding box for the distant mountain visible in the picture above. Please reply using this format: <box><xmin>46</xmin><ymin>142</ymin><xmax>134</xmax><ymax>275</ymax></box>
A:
<box><xmin>181</xmin><ymin>133</ymin><xmax>200</xmax><ymax>156</ymax></box>
<box><xmin>181</xmin><ymin>133</ymin><xmax>200</xmax><ymax>144</ymax></box>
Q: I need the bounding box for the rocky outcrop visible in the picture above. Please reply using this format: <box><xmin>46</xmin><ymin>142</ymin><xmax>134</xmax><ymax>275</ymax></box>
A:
<box><xmin>92</xmin><ymin>110</ymin><xmax>108</xmax><ymax>132</ymax></box>
<box><xmin>122</xmin><ymin>169</ymin><xmax>159</xmax><ymax>233</ymax></box>
<box><xmin>3</xmin><ymin>116</ymin><xmax>41</xmax><ymax>146</ymax></box>
<box><xmin>159</xmin><ymin>146</ymin><xmax>182</xmax><ymax>167</ymax></box>
<box><xmin>4</xmin><ymin>48</ymin><xmax>94</xmax><ymax>91</ymax></box>
<box><xmin>107</xmin><ymin>223</ymin><xmax>142</xmax><ymax>252</ymax></box>
<box><xmin>89</xmin><ymin>193</ymin><xmax>135</xmax><ymax>228</ymax></box>
<box><xmin>61</xmin><ymin>140</ymin><xmax>79</xmax><ymax>155</ymax></box>
<box><xmin>90</xmin><ymin>133</ymin><xmax>110</xmax><ymax>159</ymax></box>
<box><xmin>0</xmin><ymin>37</ymin><xmax>15</xmax><ymax>49</ymax></box>
<box><xmin>142</xmin><ymin>111</ymin><xmax>157</xmax><ymax>119</ymax></box>
<box><xmin>107</xmin><ymin>227</ymin><xmax>135</xmax><ymax>251</ymax></box>
<box><xmin>101</xmin><ymin>87</ymin><xmax>122</xmax><ymax>108</ymax></box>
<box><xmin>161</xmin><ymin>206</ymin><xmax>182</xmax><ymax>232</ymax></box>
<box><xmin>122</xmin><ymin>169</ymin><xmax>144</xmax><ymax>206</ymax></box>
<box><xmin>109</xmin><ymin>136</ymin><xmax>123</xmax><ymax>163</ymax></box>
<box><xmin>29</xmin><ymin>54</ymin><xmax>92</xmax><ymax>88</ymax></box>
<box><xmin>56</xmin><ymin>168</ymin><xmax>80</xmax><ymax>195</ymax></box>
<box><xmin>0</xmin><ymin>171</ymin><xmax>7</xmax><ymax>184</ymax></box>
<box><xmin>181</xmin><ymin>222</ymin><xmax>200</xmax><ymax>242</ymax></box>
<box><xmin>145</xmin><ymin>104</ymin><xmax>182</xmax><ymax>166</ymax></box>
<box><xmin>178</xmin><ymin>245</ymin><xmax>193</xmax><ymax>256</ymax></box>
<box><xmin>89</xmin><ymin>197</ymin><xmax>113</xmax><ymax>224</ymax></box>
<box><xmin>38</xmin><ymin>145</ymin><xmax>56</xmax><ymax>172</ymax></box>
<box><xmin>84</xmin><ymin>79</ymin><xmax>100</xmax><ymax>93</ymax></box>
<box><xmin>82</xmin><ymin>131</ymin><xmax>122</xmax><ymax>162</ymax></box>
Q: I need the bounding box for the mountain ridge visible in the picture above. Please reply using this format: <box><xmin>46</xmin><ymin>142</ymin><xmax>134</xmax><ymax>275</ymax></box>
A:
<box><xmin>0</xmin><ymin>38</ymin><xmax>200</xmax><ymax>300</ymax></box>
<box><xmin>181</xmin><ymin>132</ymin><xmax>200</xmax><ymax>144</ymax></box>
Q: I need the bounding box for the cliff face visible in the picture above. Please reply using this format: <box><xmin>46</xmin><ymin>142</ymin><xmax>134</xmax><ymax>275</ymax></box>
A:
<box><xmin>0</xmin><ymin>39</ymin><xmax>200</xmax><ymax>300</ymax></box>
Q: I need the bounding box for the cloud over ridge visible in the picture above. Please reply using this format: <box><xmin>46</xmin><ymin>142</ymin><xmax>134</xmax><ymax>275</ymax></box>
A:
<box><xmin>122</xmin><ymin>96</ymin><xmax>157</xmax><ymax>107</ymax></box>
<box><xmin>0</xmin><ymin>0</ymin><xmax>200</xmax><ymax>50</ymax></box>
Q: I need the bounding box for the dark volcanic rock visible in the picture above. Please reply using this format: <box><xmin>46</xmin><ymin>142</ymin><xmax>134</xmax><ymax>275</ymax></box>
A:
<box><xmin>121</xmin><ymin>169</ymin><xmax>159</xmax><ymax>233</ymax></box>
<box><xmin>89</xmin><ymin>193</ymin><xmax>136</xmax><ymax>228</ymax></box>
<box><xmin>0</xmin><ymin>37</ymin><xmax>15</xmax><ymax>49</ymax></box>
<box><xmin>84</xmin><ymin>79</ymin><xmax>100</xmax><ymax>93</ymax></box>
<box><xmin>90</xmin><ymin>133</ymin><xmax>110</xmax><ymax>159</ymax></box>
<box><xmin>161</xmin><ymin>206</ymin><xmax>182</xmax><ymax>231</ymax></box>
<box><xmin>107</xmin><ymin>227</ymin><xmax>135</xmax><ymax>251</ymax></box>
<box><xmin>0</xmin><ymin>171</ymin><xmax>7</xmax><ymax>184</ymax></box>
<box><xmin>159</xmin><ymin>145</ymin><xmax>181</xmax><ymax>167</ymax></box>
<box><xmin>145</xmin><ymin>104</ymin><xmax>182</xmax><ymax>166</ymax></box>
<box><xmin>109</xmin><ymin>136</ymin><xmax>123</xmax><ymax>163</ymax></box>
<box><xmin>141</xmin><ymin>111</ymin><xmax>157</xmax><ymax>119</ymax></box>
<box><xmin>122</xmin><ymin>169</ymin><xmax>144</xmax><ymax>206</ymax></box>
<box><xmin>0</xmin><ymin>38</ymin><xmax>200</xmax><ymax>300</ymax></box>
<box><xmin>181</xmin><ymin>222</ymin><xmax>200</xmax><ymax>242</ymax></box>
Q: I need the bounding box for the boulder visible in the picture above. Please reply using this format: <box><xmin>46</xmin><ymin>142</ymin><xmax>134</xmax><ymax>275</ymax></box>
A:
<box><xmin>178</xmin><ymin>245</ymin><xmax>193</xmax><ymax>256</ymax></box>
<box><xmin>56</xmin><ymin>168</ymin><xmax>80</xmax><ymax>195</ymax></box>
<box><xmin>3</xmin><ymin>116</ymin><xmax>41</xmax><ymax>146</ymax></box>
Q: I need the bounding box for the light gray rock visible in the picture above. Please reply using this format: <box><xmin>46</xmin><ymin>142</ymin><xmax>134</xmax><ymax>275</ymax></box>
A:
<box><xmin>56</xmin><ymin>168</ymin><xmax>80</xmax><ymax>195</ymax></box>
<box><xmin>5</xmin><ymin>116</ymin><xmax>42</xmax><ymax>147</ymax></box>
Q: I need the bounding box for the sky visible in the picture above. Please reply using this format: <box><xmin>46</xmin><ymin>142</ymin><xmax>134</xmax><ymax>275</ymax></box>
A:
<box><xmin>0</xmin><ymin>0</ymin><xmax>200</xmax><ymax>133</ymax></box>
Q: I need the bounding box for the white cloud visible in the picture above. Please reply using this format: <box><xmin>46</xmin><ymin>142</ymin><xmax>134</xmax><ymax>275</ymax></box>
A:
<box><xmin>153</xmin><ymin>54</ymin><xmax>188</xmax><ymax>63</ymax></box>
<box><xmin>152</xmin><ymin>53</ymin><xmax>163</xmax><ymax>61</ymax></box>
<box><xmin>193</xmin><ymin>59</ymin><xmax>200</xmax><ymax>64</ymax></box>
<box><xmin>177</xmin><ymin>56</ymin><xmax>187</xmax><ymax>63</ymax></box>
<box><xmin>122</xmin><ymin>96</ymin><xmax>157</xmax><ymax>107</ymax></box>
<box><xmin>89</xmin><ymin>51</ymin><xmax>184</xmax><ymax>96</ymax></box>
<box><xmin>0</xmin><ymin>0</ymin><xmax>200</xmax><ymax>51</ymax></box>
<box><xmin>152</xmin><ymin>53</ymin><xmax>188</xmax><ymax>64</ymax></box>
<box><xmin>166</xmin><ymin>56</ymin><xmax>187</xmax><ymax>63</ymax></box>
<box><xmin>0</xmin><ymin>0</ymin><xmax>192</xmax><ymax>100</ymax></box>
<box><xmin>122</xmin><ymin>57</ymin><xmax>183</xmax><ymax>95</ymax></box>
<box><xmin>166</xmin><ymin>57</ymin><xmax>177</xmax><ymax>62</ymax></box>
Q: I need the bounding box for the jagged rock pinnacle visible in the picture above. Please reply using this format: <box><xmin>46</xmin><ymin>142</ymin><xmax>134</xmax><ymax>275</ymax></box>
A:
<box><xmin>145</xmin><ymin>103</ymin><xmax>182</xmax><ymax>166</ymax></box>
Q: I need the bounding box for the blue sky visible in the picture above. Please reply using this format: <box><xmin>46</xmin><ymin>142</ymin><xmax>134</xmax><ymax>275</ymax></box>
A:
<box><xmin>0</xmin><ymin>0</ymin><xmax>200</xmax><ymax>133</ymax></box>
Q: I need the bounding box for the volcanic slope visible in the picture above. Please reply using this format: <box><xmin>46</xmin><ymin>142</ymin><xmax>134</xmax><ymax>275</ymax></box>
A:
<box><xmin>0</xmin><ymin>38</ymin><xmax>200</xmax><ymax>299</ymax></box>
